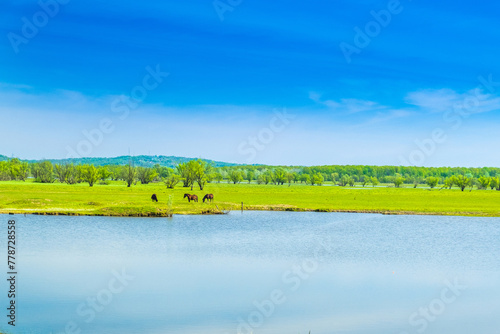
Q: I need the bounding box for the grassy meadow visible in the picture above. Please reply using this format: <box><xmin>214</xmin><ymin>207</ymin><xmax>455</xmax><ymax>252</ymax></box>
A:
<box><xmin>0</xmin><ymin>179</ymin><xmax>499</xmax><ymax>217</ymax></box>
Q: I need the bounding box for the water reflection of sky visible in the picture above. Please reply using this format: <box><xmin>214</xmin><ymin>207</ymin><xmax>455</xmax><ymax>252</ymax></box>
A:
<box><xmin>2</xmin><ymin>212</ymin><xmax>499</xmax><ymax>334</ymax></box>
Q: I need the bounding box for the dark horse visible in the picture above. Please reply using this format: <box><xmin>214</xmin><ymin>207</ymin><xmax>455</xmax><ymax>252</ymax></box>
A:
<box><xmin>202</xmin><ymin>194</ymin><xmax>214</xmax><ymax>203</ymax></box>
<box><xmin>151</xmin><ymin>194</ymin><xmax>158</xmax><ymax>202</ymax></box>
<box><xmin>184</xmin><ymin>193</ymin><xmax>198</xmax><ymax>202</ymax></box>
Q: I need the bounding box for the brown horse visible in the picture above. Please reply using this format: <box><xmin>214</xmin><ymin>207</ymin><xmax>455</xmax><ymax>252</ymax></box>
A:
<box><xmin>184</xmin><ymin>193</ymin><xmax>198</xmax><ymax>202</ymax></box>
<box><xmin>151</xmin><ymin>194</ymin><xmax>158</xmax><ymax>202</ymax></box>
<box><xmin>202</xmin><ymin>194</ymin><xmax>214</xmax><ymax>203</ymax></box>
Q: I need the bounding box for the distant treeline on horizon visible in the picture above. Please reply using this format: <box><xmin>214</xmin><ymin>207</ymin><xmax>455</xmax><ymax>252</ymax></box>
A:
<box><xmin>0</xmin><ymin>154</ymin><xmax>238</xmax><ymax>168</ymax></box>
<box><xmin>1</xmin><ymin>154</ymin><xmax>499</xmax><ymax>191</ymax></box>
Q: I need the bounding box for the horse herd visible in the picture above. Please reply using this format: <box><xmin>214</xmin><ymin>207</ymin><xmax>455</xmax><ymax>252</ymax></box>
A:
<box><xmin>150</xmin><ymin>193</ymin><xmax>214</xmax><ymax>203</ymax></box>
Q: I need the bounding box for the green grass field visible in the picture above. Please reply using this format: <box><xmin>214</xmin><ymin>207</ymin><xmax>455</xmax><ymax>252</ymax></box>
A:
<box><xmin>0</xmin><ymin>180</ymin><xmax>499</xmax><ymax>217</ymax></box>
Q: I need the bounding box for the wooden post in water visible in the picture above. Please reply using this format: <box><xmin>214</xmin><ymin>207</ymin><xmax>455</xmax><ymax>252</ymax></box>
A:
<box><xmin>241</xmin><ymin>202</ymin><xmax>243</xmax><ymax>213</ymax></box>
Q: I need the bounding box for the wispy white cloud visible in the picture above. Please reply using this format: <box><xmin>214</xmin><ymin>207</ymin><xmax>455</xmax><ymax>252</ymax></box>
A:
<box><xmin>0</xmin><ymin>83</ymin><xmax>284</xmax><ymax>122</ymax></box>
<box><xmin>405</xmin><ymin>88</ymin><xmax>500</xmax><ymax>114</ymax></box>
<box><xmin>309</xmin><ymin>91</ymin><xmax>414</xmax><ymax>126</ymax></box>
<box><xmin>0</xmin><ymin>83</ymin><xmax>110</xmax><ymax>116</ymax></box>
<box><xmin>309</xmin><ymin>92</ymin><xmax>387</xmax><ymax>114</ymax></box>
<box><xmin>2</xmin><ymin>84</ymin><xmax>499</xmax><ymax>166</ymax></box>
<box><xmin>405</xmin><ymin>88</ymin><xmax>459</xmax><ymax>113</ymax></box>
<box><xmin>367</xmin><ymin>109</ymin><xmax>414</xmax><ymax>124</ymax></box>
<box><xmin>0</xmin><ymin>82</ymin><xmax>32</xmax><ymax>90</ymax></box>
<box><xmin>0</xmin><ymin>84</ymin><xmax>299</xmax><ymax>161</ymax></box>
<box><xmin>310</xmin><ymin>88</ymin><xmax>500</xmax><ymax>129</ymax></box>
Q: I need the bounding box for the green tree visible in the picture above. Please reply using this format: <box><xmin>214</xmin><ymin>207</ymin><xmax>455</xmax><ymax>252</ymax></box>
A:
<box><xmin>0</xmin><ymin>161</ymin><xmax>10</xmax><ymax>180</ymax></box>
<box><xmin>361</xmin><ymin>176</ymin><xmax>369</xmax><ymax>187</ymax></box>
<box><xmin>443</xmin><ymin>176</ymin><xmax>454</xmax><ymax>189</ymax></box>
<box><xmin>108</xmin><ymin>165</ymin><xmax>123</xmax><ymax>181</ymax></box>
<box><xmin>338</xmin><ymin>175</ymin><xmax>350</xmax><ymax>187</ymax></box>
<box><xmin>246</xmin><ymin>170</ymin><xmax>255</xmax><ymax>184</ymax></box>
<box><xmin>214</xmin><ymin>171</ymin><xmax>223</xmax><ymax>183</ymax></box>
<box><xmin>176</xmin><ymin>162</ymin><xmax>194</xmax><ymax>188</ymax></box>
<box><xmin>164</xmin><ymin>174</ymin><xmax>180</xmax><ymax>189</ymax></box>
<box><xmin>468</xmin><ymin>178</ymin><xmax>476</xmax><ymax>192</ymax></box>
<box><xmin>137</xmin><ymin>167</ymin><xmax>158</xmax><ymax>185</ymax></box>
<box><xmin>54</xmin><ymin>163</ymin><xmax>80</xmax><ymax>184</ymax></box>
<box><xmin>66</xmin><ymin>164</ymin><xmax>80</xmax><ymax>184</ymax></box>
<box><xmin>426</xmin><ymin>176</ymin><xmax>439</xmax><ymax>189</ymax></box>
<box><xmin>154</xmin><ymin>164</ymin><xmax>172</xmax><ymax>179</ymax></box>
<box><xmin>273</xmin><ymin>168</ymin><xmax>287</xmax><ymax>185</ymax></box>
<box><xmin>312</xmin><ymin>173</ymin><xmax>324</xmax><ymax>186</ymax></box>
<box><xmin>453</xmin><ymin>175</ymin><xmax>472</xmax><ymax>192</ymax></box>
<box><xmin>477</xmin><ymin>176</ymin><xmax>490</xmax><ymax>190</ymax></box>
<box><xmin>32</xmin><ymin>161</ymin><xmax>54</xmax><ymax>183</ymax></box>
<box><xmin>177</xmin><ymin>160</ymin><xmax>210</xmax><ymax>189</ymax></box>
<box><xmin>123</xmin><ymin>165</ymin><xmax>136</xmax><ymax>187</ymax></box>
<box><xmin>262</xmin><ymin>170</ymin><xmax>273</xmax><ymax>184</ymax></box>
<box><xmin>394</xmin><ymin>174</ymin><xmax>405</xmax><ymax>188</ymax></box>
<box><xmin>370</xmin><ymin>176</ymin><xmax>379</xmax><ymax>187</ymax></box>
<box><xmin>54</xmin><ymin>164</ymin><xmax>68</xmax><ymax>183</ymax></box>
<box><xmin>189</xmin><ymin>159</ymin><xmax>211</xmax><ymax>190</ymax></box>
<box><xmin>348</xmin><ymin>176</ymin><xmax>355</xmax><ymax>187</ymax></box>
<box><xmin>489</xmin><ymin>177</ymin><xmax>499</xmax><ymax>190</ymax></box>
<box><xmin>331</xmin><ymin>173</ymin><xmax>339</xmax><ymax>182</ymax></box>
<box><xmin>412</xmin><ymin>176</ymin><xmax>423</xmax><ymax>188</ymax></box>
<box><xmin>8</xmin><ymin>159</ymin><xmax>29</xmax><ymax>181</ymax></box>
<box><xmin>7</xmin><ymin>159</ymin><xmax>20</xmax><ymax>180</ymax></box>
<box><xmin>18</xmin><ymin>161</ymin><xmax>29</xmax><ymax>181</ymax></box>
<box><xmin>81</xmin><ymin>164</ymin><xmax>99</xmax><ymax>187</ymax></box>
<box><xmin>98</xmin><ymin>166</ymin><xmax>112</xmax><ymax>184</ymax></box>
<box><xmin>299</xmin><ymin>173</ymin><xmax>310</xmax><ymax>184</ymax></box>
<box><xmin>229</xmin><ymin>170</ymin><xmax>243</xmax><ymax>184</ymax></box>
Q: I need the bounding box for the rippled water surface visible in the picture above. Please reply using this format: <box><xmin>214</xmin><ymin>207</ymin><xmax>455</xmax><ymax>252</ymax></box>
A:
<box><xmin>1</xmin><ymin>211</ymin><xmax>499</xmax><ymax>333</ymax></box>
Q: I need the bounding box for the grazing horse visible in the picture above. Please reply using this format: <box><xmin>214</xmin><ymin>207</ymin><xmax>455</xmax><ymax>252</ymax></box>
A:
<box><xmin>151</xmin><ymin>194</ymin><xmax>158</xmax><ymax>202</ymax></box>
<box><xmin>202</xmin><ymin>194</ymin><xmax>214</xmax><ymax>203</ymax></box>
<box><xmin>183</xmin><ymin>193</ymin><xmax>198</xmax><ymax>202</ymax></box>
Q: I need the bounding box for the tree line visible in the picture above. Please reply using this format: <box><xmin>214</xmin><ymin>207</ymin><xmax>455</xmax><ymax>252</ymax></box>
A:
<box><xmin>1</xmin><ymin>158</ymin><xmax>499</xmax><ymax>191</ymax></box>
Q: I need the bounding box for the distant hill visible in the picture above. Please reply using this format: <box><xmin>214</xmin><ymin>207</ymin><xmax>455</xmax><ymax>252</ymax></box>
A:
<box><xmin>1</xmin><ymin>155</ymin><xmax>239</xmax><ymax>168</ymax></box>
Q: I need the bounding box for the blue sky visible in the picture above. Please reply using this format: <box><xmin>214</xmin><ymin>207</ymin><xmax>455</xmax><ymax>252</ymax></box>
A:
<box><xmin>1</xmin><ymin>0</ymin><xmax>499</xmax><ymax>166</ymax></box>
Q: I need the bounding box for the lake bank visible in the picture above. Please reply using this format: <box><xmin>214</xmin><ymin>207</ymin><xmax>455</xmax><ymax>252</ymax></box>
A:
<box><xmin>0</xmin><ymin>207</ymin><xmax>494</xmax><ymax>218</ymax></box>
<box><xmin>1</xmin><ymin>180</ymin><xmax>499</xmax><ymax>217</ymax></box>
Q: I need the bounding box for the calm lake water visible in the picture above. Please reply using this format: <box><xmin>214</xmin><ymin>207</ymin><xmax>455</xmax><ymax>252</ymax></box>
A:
<box><xmin>1</xmin><ymin>211</ymin><xmax>499</xmax><ymax>334</ymax></box>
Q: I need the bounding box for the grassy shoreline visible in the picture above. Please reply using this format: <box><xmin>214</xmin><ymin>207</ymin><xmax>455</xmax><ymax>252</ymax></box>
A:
<box><xmin>1</xmin><ymin>180</ymin><xmax>499</xmax><ymax>217</ymax></box>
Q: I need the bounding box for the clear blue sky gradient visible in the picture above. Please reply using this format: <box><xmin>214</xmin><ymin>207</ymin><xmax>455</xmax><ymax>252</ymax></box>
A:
<box><xmin>1</xmin><ymin>0</ymin><xmax>499</xmax><ymax>166</ymax></box>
